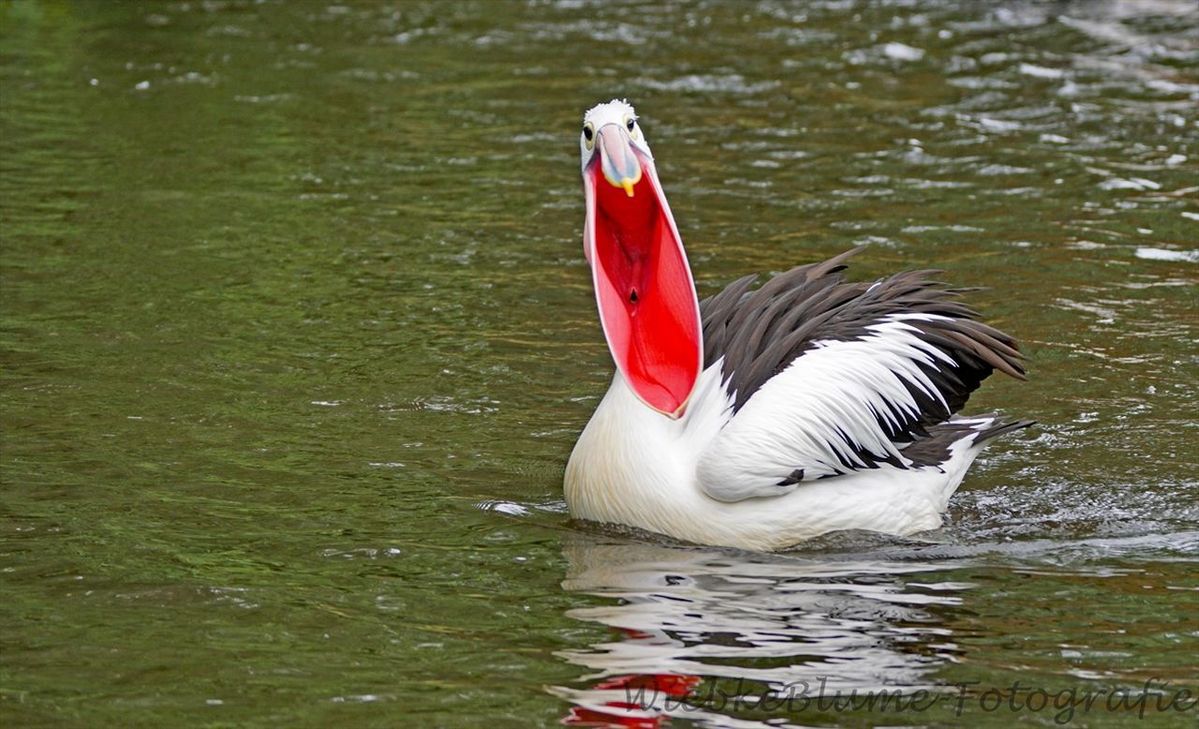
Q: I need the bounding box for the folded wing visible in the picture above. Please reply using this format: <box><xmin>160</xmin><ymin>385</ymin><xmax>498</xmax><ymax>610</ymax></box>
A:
<box><xmin>696</xmin><ymin>248</ymin><xmax>1025</xmax><ymax>502</ymax></box>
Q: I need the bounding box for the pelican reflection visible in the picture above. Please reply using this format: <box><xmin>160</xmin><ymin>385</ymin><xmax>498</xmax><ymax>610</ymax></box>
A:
<box><xmin>552</xmin><ymin>533</ymin><xmax>971</xmax><ymax>727</ymax></box>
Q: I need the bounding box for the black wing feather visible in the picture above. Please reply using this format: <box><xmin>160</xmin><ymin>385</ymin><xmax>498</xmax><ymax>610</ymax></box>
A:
<box><xmin>697</xmin><ymin>247</ymin><xmax>1026</xmax><ymax>468</ymax></box>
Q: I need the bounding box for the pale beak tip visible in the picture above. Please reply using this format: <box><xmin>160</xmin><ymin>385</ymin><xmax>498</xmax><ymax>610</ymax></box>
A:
<box><xmin>621</xmin><ymin>178</ymin><xmax>635</xmax><ymax>197</ymax></box>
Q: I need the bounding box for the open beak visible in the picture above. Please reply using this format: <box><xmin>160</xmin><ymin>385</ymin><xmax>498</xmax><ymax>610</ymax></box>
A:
<box><xmin>597</xmin><ymin>126</ymin><xmax>642</xmax><ymax>197</ymax></box>
<box><xmin>582</xmin><ymin>124</ymin><xmax>702</xmax><ymax>419</ymax></box>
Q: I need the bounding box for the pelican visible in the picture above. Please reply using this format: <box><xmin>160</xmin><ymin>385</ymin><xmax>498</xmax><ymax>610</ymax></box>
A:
<box><xmin>564</xmin><ymin>99</ymin><xmax>1031</xmax><ymax>551</ymax></box>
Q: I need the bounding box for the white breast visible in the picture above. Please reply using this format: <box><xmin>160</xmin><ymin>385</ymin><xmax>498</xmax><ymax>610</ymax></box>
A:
<box><xmin>564</xmin><ymin>367</ymin><xmax>988</xmax><ymax>551</ymax></box>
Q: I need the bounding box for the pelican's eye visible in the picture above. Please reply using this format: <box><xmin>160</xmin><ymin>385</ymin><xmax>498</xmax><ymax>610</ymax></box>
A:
<box><xmin>582</xmin><ymin>122</ymin><xmax>595</xmax><ymax>150</ymax></box>
<box><xmin>626</xmin><ymin>117</ymin><xmax>636</xmax><ymax>132</ymax></box>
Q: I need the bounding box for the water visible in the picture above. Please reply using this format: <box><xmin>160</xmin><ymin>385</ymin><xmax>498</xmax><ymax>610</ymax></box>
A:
<box><xmin>1</xmin><ymin>1</ymin><xmax>1196</xmax><ymax>726</ymax></box>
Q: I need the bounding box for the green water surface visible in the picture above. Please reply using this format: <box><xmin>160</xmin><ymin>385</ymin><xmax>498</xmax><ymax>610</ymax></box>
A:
<box><xmin>2</xmin><ymin>1</ymin><xmax>1197</xmax><ymax>727</ymax></box>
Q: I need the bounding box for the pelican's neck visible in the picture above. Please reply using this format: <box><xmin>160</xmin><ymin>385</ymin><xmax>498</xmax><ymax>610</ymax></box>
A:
<box><xmin>564</xmin><ymin>366</ymin><xmax>732</xmax><ymax>528</ymax></box>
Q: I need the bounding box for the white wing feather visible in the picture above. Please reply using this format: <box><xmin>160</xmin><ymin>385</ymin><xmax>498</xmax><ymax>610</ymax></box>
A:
<box><xmin>696</xmin><ymin>314</ymin><xmax>959</xmax><ymax>502</ymax></box>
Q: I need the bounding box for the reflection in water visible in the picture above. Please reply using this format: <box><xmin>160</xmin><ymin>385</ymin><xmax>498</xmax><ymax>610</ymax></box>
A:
<box><xmin>552</xmin><ymin>534</ymin><xmax>968</xmax><ymax>727</ymax></box>
<box><xmin>551</xmin><ymin>528</ymin><xmax>1199</xmax><ymax>726</ymax></box>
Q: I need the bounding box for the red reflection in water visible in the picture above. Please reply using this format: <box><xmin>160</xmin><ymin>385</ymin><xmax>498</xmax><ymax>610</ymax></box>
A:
<box><xmin>563</xmin><ymin>672</ymin><xmax>701</xmax><ymax>728</ymax></box>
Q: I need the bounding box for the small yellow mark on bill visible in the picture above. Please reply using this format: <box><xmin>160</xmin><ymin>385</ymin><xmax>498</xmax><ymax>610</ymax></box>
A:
<box><xmin>621</xmin><ymin>178</ymin><xmax>636</xmax><ymax>197</ymax></box>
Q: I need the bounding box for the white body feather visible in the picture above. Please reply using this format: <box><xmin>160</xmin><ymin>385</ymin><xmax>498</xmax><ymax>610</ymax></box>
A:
<box><xmin>565</xmin><ymin>327</ymin><xmax>1003</xmax><ymax>552</ymax></box>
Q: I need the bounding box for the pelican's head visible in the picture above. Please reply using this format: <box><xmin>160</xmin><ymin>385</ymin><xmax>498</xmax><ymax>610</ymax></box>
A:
<box><xmin>578</xmin><ymin>100</ymin><xmax>702</xmax><ymax>419</ymax></box>
<box><xmin>578</xmin><ymin>99</ymin><xmax>651</xmax><ymax>192</ymax></box>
